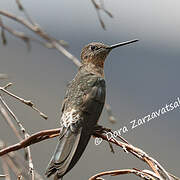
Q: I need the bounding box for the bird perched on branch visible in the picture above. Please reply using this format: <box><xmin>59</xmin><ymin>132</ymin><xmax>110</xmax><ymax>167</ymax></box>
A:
<box><xmin>45</xmin><ymin>39</ymin><xmax>138</xmax><ymax>180</ymax></box>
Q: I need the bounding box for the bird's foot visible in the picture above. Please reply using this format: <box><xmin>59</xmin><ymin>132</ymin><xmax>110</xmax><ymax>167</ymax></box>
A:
<box><xmin>93</xmin><ymin>124</ymin><xmax>112</xmax><ymax>134</ymax></box>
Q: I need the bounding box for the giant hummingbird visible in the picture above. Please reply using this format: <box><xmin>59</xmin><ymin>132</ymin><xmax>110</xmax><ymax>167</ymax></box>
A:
<box><xmin>45</xmin><ymin>39</ymin><xmax>138</xmax><ymax>179</ymax></box>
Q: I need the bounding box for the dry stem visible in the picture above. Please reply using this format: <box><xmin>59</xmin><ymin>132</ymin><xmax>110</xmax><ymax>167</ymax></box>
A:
<box><xmin>0</xmin><ymin>83</ymin><xmax>47</xmax><ymax>120</ymax></box>
<box><xmin>0</xmin><ymin>126</ymin><xmax>177</xmax><ymax>180</ymax></box>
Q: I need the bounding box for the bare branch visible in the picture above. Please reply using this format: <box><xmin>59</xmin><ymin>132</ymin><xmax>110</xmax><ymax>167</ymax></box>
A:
<box><xmin>0</xmin><ymin>128</ymin><xmax>60</xmax><ymax>156</ymax></box>
<box><xmin>99</xmin><ymin>0</ymin><xmax>113</xmax><ymax>17</ymax></box>
<box><xmin>0</xmin><ymin>17</ymin><xmax>7</xmax><ymax>45</ymax></box>
<box><xmin>0</xmin><ymin>21</ymin><xmax>61</xmax><ymax>50</ymax></box>
<box><xmin>0</xmin><ymin>139</ymin><xmax>44</xmax><ymax>180</ymax></box>
<box><xmin>168</xmin><ymin>173</ymin><xmax>180</xmax><ymax>180</ymax></box>
<box><xmin>0</xmin><ymin>98</ymin><xmax>30</xmax><ymax>165</ymax></box>
<box><xmin>24</xmin><ymin>134</ymin><xmax>34</xmax><ymax>180</ymax></box>
<box><xmin>3</xmin><ymin>83</ymin><xmax>12</xmax><ymax>89</ymax></box>
<box><xmin>0</xmin><ymin>10</ymin><xmax>81</xmax><ymax>67</ymax></box>
<box><xmin>89</xmin><ymin>169</ymin><xmax>158</xmax><ymax>180</ymax></box>
<box><xmin>0</xmin><ymin>9</ymin><xmax>113</xmax><ymax>117</ymax></box>
<box><xmin>15</xmin><ymin>0</ymin><xmax>35</xmax><ymax>25</ymax></box>
<box><xmin>95</xmin><ymin>131</ymin><xmax>172</xmax><ymax>180</ymax></box>
<box><xmin>8</xmin><ymin>148</ymin><xmax>44</xmax><ymax>180</ymax></box>
<box><xmin>0</xmin><ymin>82</ymin><xmax>48</xmax><ymax>177</ymax></box>
<box><xmin>0</xmin><ymin>83</ymin><xmax>48</xmax><ymax>120</ymax></box>
<box><xmin>0</xmin><ymin>126</ymin><xmax>178</xmax><ymax>180</ymax></box>
<box><xmin>0</xmin><ymin>101</ymin><xmax>22</xmax><ymax>140</ymax></box>
<box><xmin>1</xmin><ymin>157</ymin><xmax>11</xmax><ymax>180</ymax></box>
<box><xmin>91</xmin><ymin>0</ymin><xmax>113</xmax><ymax>30</ymax></box>
<box><xmin>2</xmin><ymin>155</ymin><xmax>21</xmax><ymax>177</ymax></box>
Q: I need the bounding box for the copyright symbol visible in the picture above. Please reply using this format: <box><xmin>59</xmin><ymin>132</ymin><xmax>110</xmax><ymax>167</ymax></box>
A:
<box><xmin>94</xmin><ymin>137</ymin><xmax>102</xmax><ymax>145</ymax></box>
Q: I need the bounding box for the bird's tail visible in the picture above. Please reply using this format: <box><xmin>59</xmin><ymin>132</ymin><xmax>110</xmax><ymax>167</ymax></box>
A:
<box><xmin>45</xmin><ymin>127</ymin><xmax>82</xmax><ymax>179</ymax></box>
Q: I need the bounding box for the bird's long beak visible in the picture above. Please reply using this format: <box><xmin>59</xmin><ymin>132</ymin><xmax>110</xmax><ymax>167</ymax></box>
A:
<box><xmin>107</xmin><ymin>39</ymin><xmax>139</xmax><ymax>50</ymax></box>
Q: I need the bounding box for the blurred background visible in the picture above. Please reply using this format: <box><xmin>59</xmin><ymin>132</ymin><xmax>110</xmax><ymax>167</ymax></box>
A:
<box><xmin>0</xmin><ymin>0</ymin><xmax>180</xmax><ymax>179</ymax></box>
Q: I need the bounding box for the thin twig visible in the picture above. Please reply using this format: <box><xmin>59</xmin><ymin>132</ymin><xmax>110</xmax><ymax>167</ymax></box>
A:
<box><xmin>0</xmin><ymin>10</ymin><xmax>81</xmax><ymax>67</ymax></box>
<box><xmin>24</xmin><ymin>134</ymin><xmax>34</xmax><ymax>180</ymax></box>
<box><xmin>91</xmin><ymin>0</ymin><xmax>113</xmax><ymax>30</ymax></box>
<box><xmin>1</xmin><ymin>157</ymin><xmax>10</xmax><ymax>180</ymax></box>
<box><xmin>99</xmin><ymin>0</ymin><xmax>113</xmax><ymax>17</ymax></box>
<box><xmin>8</xmin><ymin>149</ymin><xmax>44</xmax><ymax>180</ymax></box>
<box><xmin>0</xmin><ymin>83</ymin><xmax>48</xmax><ymax>120</ymax></box>
<box><xmin>0</xmin><ymin>22</ymin><xmax>59</xmax><ymax>50</ymax></box>
<box><xmin>0</xmin><ymin>128</ymin><xmax>60</xmax><ymax>156</ymax></box>
<box><xmin>0</xmin><ymin>9</ymin><xmax>113</xmax><ymax>116</ymax></box>
<box><xmin>2</xmin><ymin>155</ymin><xmax>21</xmax><ymax>177</ymax></box>
<box><xmin>15</xmin><ymin>0</ymin><xmax>35</xmax><ymax>25</ymax></box>
<box><xmin>0</xmin><ymin>95</ymin><xmax>30</xmax><ymax>159</ymax></box>
<box><xmin>0</xmin><ymin>139</ymin><xmax>44</xmax><ymax>180</ymax></box>
<box><xmin>113</xmin><ymin>138</ymin><xmax>171</xmax><ymax>180</ymax></box>
<box><xmin>0</xmin><ymin>95</ymin><xmax>26</xmax><ymax>134</ymax></box>
<box><xmin>0</xmin><ymin>17</ymin><xmax>7</xmax><ymax>45</ymax></box>
<box><xmin>89</xmin><ymin>168</ymin><xmax>157</xmax><ymax>180</ymax></box>
<box><xmin>0</xmin><ymin>126</ymin><xmax>178</xmax><ymax>180</ymax></box>
<box><xmin>0</xmin><ymin>101</ymin><xmax>22</xmax><ymax>140</ymax></box>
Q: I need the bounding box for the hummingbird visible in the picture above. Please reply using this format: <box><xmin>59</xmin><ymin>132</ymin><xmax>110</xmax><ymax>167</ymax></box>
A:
<box><xmin>45</xmin><ymin>39</ymin><xmax>138</xmax><ymax>179</ymax></box>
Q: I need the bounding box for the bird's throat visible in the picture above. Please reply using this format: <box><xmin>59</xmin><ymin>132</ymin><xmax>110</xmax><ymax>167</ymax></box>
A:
<box><xmin>82</xmin><ymin>62</ymin><xmax>104</xmax><ymax>77</ymax></box>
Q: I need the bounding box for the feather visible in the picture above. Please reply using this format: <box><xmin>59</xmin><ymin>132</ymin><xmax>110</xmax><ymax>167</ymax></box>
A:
<box><xmin>45</xmin><ymin>69</ymin><xmax>106</xmax><ymax>179</ymax></box>
<box><xmin>45</xmin><ymin>127</ymin><xmax>82</xmax><ymax>178</ymax></box>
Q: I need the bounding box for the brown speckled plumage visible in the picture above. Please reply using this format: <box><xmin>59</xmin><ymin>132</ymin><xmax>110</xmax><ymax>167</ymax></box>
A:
<box><xmin>45</xmin><ymin>40</ymin><xmax>138</xmax><ymax>180</ymax></box>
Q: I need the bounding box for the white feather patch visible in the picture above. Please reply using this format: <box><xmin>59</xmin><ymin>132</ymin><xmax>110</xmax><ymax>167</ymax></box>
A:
<box><xmin>61</xmin><ymin>109</ymin><xmax>80</xmax><ymax>128</ymax></box>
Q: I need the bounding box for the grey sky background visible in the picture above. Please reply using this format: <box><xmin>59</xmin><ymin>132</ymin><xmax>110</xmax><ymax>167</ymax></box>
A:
<box><xmin>0</xmin><ymin>0</ymin><xmax>180</xmax><ymax>179</ymax></box>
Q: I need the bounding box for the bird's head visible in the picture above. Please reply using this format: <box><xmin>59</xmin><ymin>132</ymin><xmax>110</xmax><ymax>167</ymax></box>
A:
<box><xmin>80</xmin><ymin>39</ymin><xmax>139</xmax><ymax>68</ymax></box>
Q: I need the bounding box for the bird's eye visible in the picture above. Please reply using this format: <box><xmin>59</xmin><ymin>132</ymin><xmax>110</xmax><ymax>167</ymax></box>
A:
<box><xmin>90</xmin><ymin>45</ymin><xmax>97</xmax><ymax>51</ymax></box>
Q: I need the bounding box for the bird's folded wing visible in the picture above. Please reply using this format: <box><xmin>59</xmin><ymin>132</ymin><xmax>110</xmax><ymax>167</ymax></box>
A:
<box><xmin>45</xmin><ymin>127</ymin><xmax>82</xmax><ymax>178</ymax></box>
<box><xmin>81</xmin><ymin>78</ymin><xmax>106</xmax><ymax>113</ymax></box>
